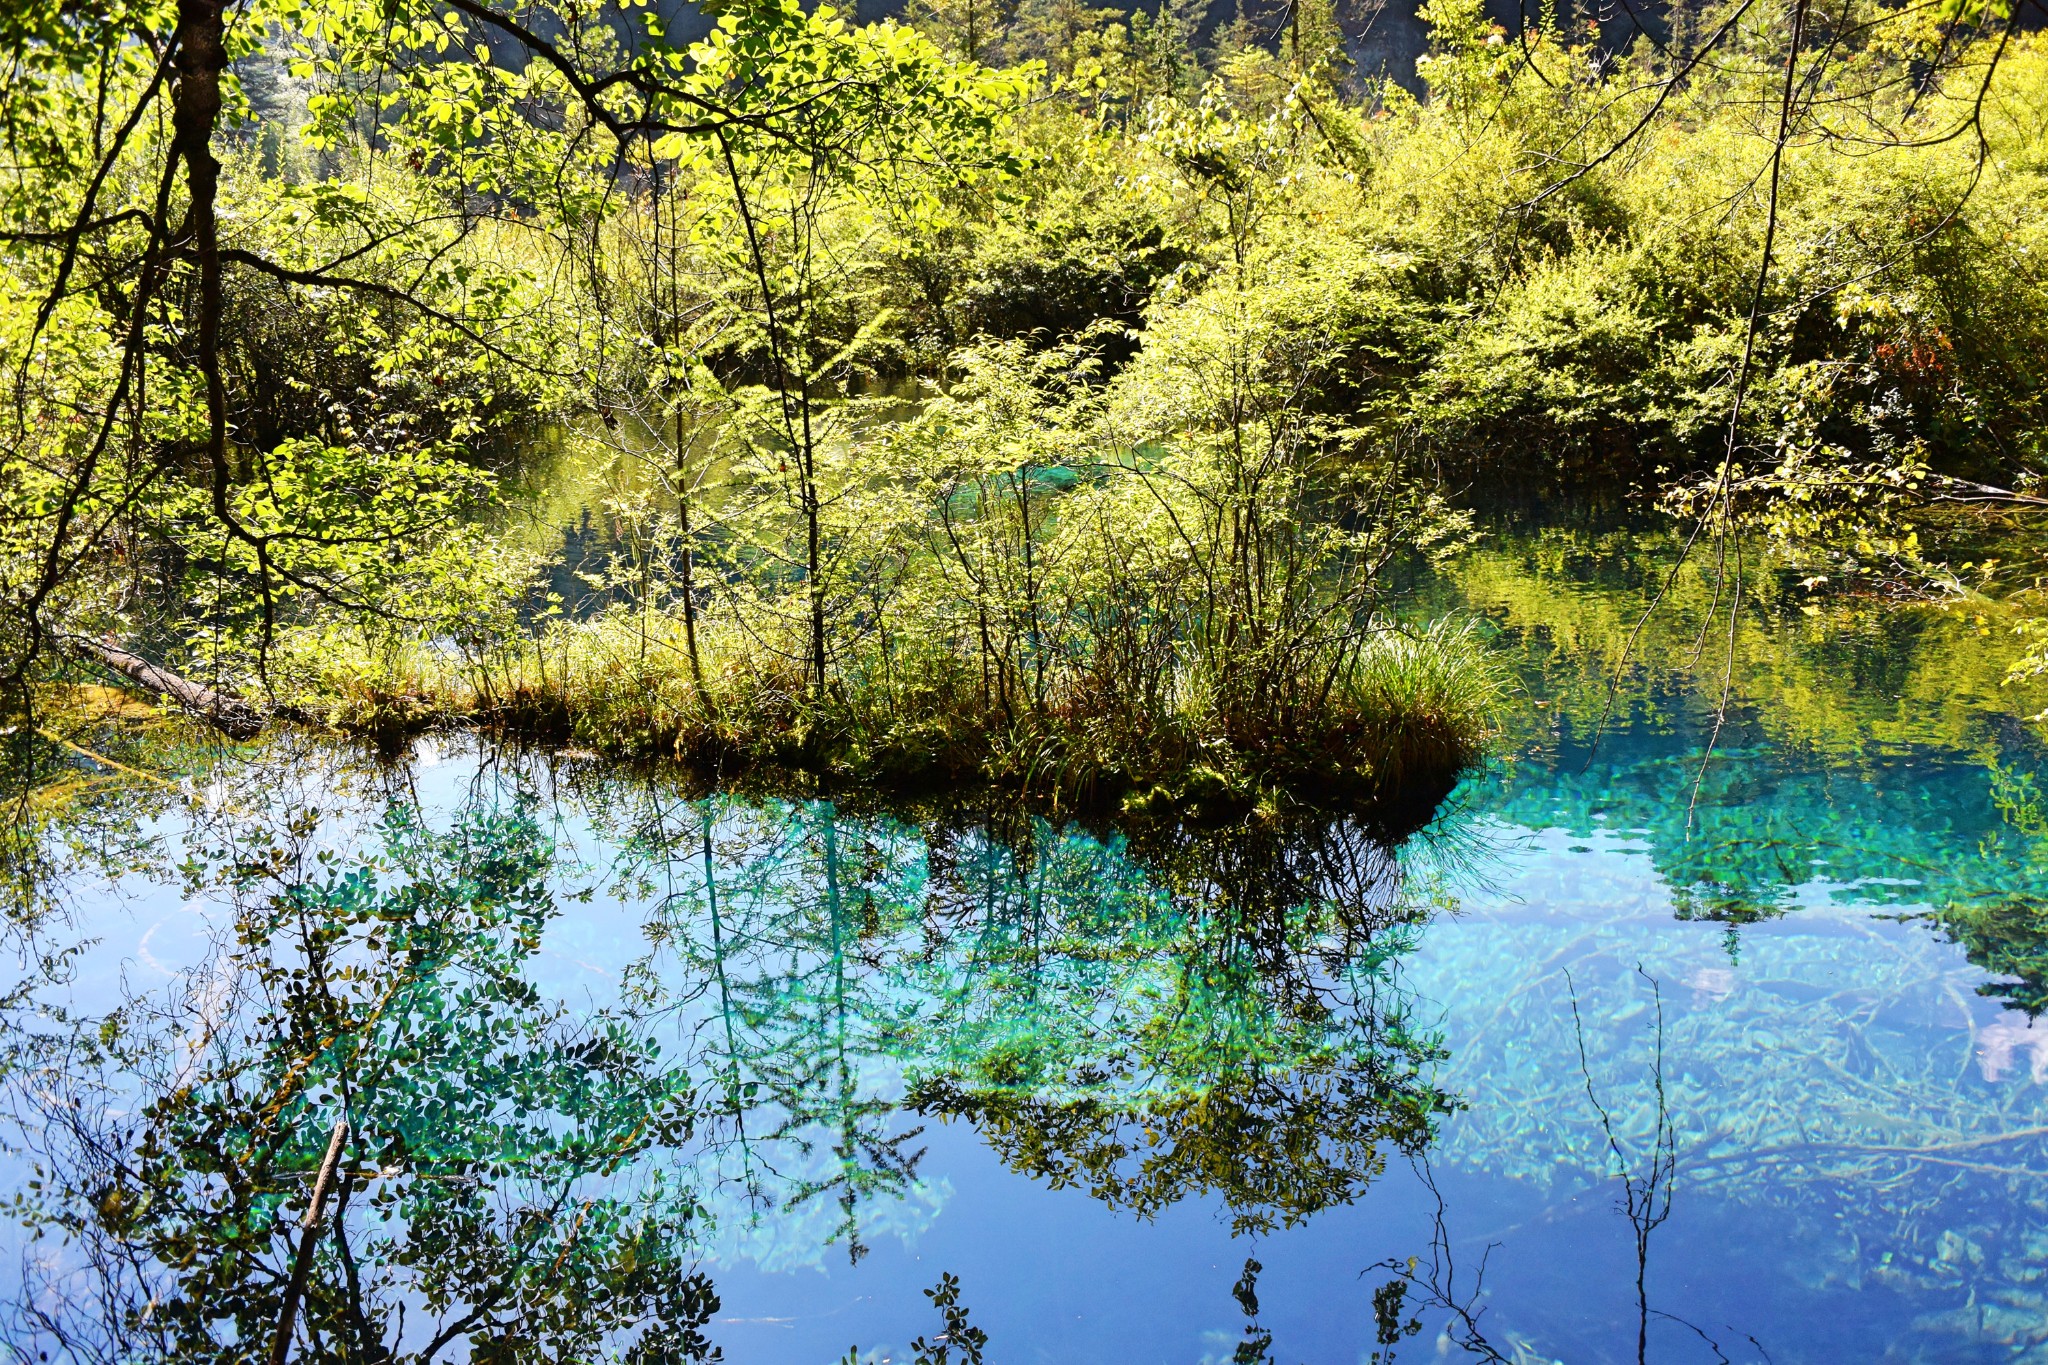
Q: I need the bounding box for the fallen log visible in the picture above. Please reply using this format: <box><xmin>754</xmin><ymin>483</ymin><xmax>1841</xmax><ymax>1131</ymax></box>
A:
<box><xmin>62</xmin><ymin>636</ymin><xmax>267</xmax><ymax>740</ymax></box>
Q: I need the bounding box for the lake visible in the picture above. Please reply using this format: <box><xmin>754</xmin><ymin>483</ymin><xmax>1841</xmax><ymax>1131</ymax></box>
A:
<box><xmin>6</xmin><ymin>497</ymin><xmax>2046</xmax><ymax>1364</ymax></box>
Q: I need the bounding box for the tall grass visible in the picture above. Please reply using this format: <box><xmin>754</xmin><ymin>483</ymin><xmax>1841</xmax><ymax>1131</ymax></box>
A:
<box><xmin>274</xmin><ymin>595</ymin><xmax>1497</xmax><ymax>816</ymax></box>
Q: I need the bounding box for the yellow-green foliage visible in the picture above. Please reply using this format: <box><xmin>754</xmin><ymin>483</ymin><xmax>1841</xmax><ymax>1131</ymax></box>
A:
<box><xmin>16</xmin><ymin>0</ymin><xmax>2037</xmax><ymax>815</ymax></box>
<box><xmin>267</xmin><ymin>314</ymin><xmax>1499</xmax><ymax>810</ymax></box>
<box><xmin>1418</xmin><ymin>515</ymin><xmax>2048</xmax><ymax>764</ymax></box>
<box><xmin>880</xmin><ymin>3</ymin><xmax>2048</xmax><ymax>480</ymax></box>
<box><xmin>236</xmin><ymin>1</ymin><xmax>2048</xmax><ymax>807</ymax></box>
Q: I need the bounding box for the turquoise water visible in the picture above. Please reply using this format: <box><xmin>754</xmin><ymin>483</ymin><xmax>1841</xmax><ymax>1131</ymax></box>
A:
<box><xmin>6</xmin><ymin>510</ymin><xmax>2048</xmax><ymax>1364</ymax></box>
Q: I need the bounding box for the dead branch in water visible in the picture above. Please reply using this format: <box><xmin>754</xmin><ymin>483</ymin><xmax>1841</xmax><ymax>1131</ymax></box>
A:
<box><xmin>61</xmin><ymin>635</ymin><xmax>266</xmax><ymax>740</ymax></box>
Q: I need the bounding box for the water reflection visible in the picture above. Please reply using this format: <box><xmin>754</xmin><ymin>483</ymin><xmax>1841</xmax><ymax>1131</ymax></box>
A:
<box><xmin>10</xmin><ymin>499</ymin><xmax>2048</xmax><ymax>1361</ymax></box>
<box><xmin>584</xmin><ymin>780</ymin><xmax>1461</xmax><ymax>1246</ymax></box>
<box><xmin>890</xmin><ymin>816</ymin><xmax>1450</xmax><ymax>1236</ymax></box>
<box><xmin>1411</xmin><ymin>831</ymin><xmax>2048</xmax><ymax>1363</ymax></box>
<box><xmin>6</xmin><ymin>775</ymin><xmax>718</xmax><ymax>1363</ymax></box>
<box><xmin>0</xmin><ymin>731</ymin><xmax>1458</xmax><ymax>1361</ymax></box>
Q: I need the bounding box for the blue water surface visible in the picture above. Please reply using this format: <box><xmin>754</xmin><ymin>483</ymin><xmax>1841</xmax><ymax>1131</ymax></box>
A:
<box><xmin>7</xmin><ymin>514</ymin><xmax>2048</xmax><ymax>1365</ymax></box>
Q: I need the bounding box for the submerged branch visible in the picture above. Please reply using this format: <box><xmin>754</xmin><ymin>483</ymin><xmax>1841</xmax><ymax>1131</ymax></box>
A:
<box><xmin>1927</xmin><ymin>476</ymin><xmax>2048</xmax><ymax>509</ymax></box>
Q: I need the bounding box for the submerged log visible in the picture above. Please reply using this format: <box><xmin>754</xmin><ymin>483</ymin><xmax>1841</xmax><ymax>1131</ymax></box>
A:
<box><xmin>62</xmin><ymin>636</ymin><xmax>267</xmax><ymax>740</ymax></box>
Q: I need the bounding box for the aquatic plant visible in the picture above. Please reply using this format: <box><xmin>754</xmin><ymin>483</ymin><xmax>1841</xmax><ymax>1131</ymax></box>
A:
<box><xmin>1411</xmin><ymin>897</ymin><xmax>2048</xmax><ymax>1347</ymax></box>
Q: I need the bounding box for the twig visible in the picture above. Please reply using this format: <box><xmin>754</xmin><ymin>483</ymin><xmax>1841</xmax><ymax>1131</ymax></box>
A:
<box><xmin>269</xmin><ymin>1117</ymin><xmax>350</xmax><ymax>1365</ymax></box>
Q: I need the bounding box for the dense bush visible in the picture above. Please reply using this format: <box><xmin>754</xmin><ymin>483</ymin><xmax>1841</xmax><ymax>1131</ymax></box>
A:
<box><xmin>7</xmin><ymin>0</ymin><xmax>2040</xmax><ymax>808</ymax></box>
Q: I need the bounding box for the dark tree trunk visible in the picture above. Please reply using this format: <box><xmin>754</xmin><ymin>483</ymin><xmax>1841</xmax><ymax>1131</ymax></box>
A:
<box><xmin>172</xmin><ymin>0</ymin><xmax>231</xmax><ymax>494</ymax></box>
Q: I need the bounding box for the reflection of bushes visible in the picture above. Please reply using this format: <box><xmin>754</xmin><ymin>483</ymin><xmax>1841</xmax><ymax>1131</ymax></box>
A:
<box><xmin>9</xmin><ymin>735</ymin><xmax>1465</xmax><ymax>1344</ymax></box>
<box><xmin>914</xmin><ymin>1053</ymin><xmax>1447</xmax><ymax>1234</ymax></box>
<box><xmin>894</xmin><ymin>810</ymin><xmax>1457</xmax><ymax>1232</ymax></box>
<box><xmin>1938</xmin><ymin>897</ymin><xmax>2048</xmax><ymax>1017</ymax></box>
<box><xmin>1933</xmin><ymin>761</ymin><xmax>2048</xmax><ymax>1015</ymax></box>
<box><xmin>590</xmin><ymin>780</ymin><xmax>1459</xmax><ymax>1236</ymax></box>
<box><xmin>1509</xmin><ymin>743</ymin><xmax>2048</xmax><ymax>1005</ymax></box>
<box><xmin>4</xmin><ymin>787</ymin><xmax>720</xmax><ymax>1364</ymax></box>
<box><xmin>1412</xmin><ymin>513</ymin><xmax>2048</xmax><ymax>766</ymax></box>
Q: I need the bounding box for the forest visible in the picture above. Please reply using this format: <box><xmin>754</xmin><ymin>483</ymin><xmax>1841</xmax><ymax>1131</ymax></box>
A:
<box><xmin>3</xmin><ymin>1</ymin><xmax>2048</xmax><ymax>1361</ymax></box>
<box><xmin>5</xmin><ymin>0</ymin><xmax>2041</xmax><ymax>818</ymax></box>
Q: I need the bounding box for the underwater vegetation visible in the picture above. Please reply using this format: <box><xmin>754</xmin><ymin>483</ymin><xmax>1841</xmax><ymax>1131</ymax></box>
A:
<box><xmin>6</xmin><ymin>484</ymin><xmax>2048</xmax><ymax>1360</ymax></box>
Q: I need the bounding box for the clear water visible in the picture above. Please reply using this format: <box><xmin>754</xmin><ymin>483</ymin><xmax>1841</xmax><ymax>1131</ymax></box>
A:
<box><xmin>8</xmin><ymin>505</ymin><xmax>2048</xmax><ymax>1364</ymax></box>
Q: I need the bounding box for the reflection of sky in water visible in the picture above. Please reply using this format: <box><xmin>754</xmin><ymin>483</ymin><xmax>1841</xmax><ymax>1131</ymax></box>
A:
<box><xmin>13</xmin><ymin>541</ymin><xmax>2048</xmax><ymax>1363</ymax></box>
<box><xmin>615</xmin><ymin>729</ymin><xmax>2048</xmax><ymax>1361</ymax></box>
<box><xmin>19</xmin><ymin>739</ymin><xmax>2048</xmax><ymax>1365</ymax></box>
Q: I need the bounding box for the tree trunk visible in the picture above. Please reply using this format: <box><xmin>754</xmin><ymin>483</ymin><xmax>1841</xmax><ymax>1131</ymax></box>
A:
<box><xmin>65</xmin><ymin>636</ymin><xmax>267</xmax><ymax>739</ymax></box>
<box><xmin>172</xmin><ymin>0</ymin><xmax>234</xmax><ymax>514</ymax></box>
<box><xmin>270</xmin><ymin>1118</ymin><xmax>351</xmax><ymax>1365</ymax></box>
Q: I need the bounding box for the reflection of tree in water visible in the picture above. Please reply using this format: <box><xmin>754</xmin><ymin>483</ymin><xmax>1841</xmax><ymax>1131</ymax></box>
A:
<box><xmin>609</xmin><ymin>789</ymin><xmax>926</xmax><ymax>1264</ymax></box>
<box><xmin>899</xmin><ymin>811</ymin><xmax>1457</xmax><ymax>1234</ymax></box>
<box><xmin>605</xmin><ymin>789</ymin><xmax>944</xmax><ymax>1269</ymax></box>
<box><xmin>591</xmin><ymin>783</ymin><xmax>1461</xmax><ymax>1240</ymax></box>
<box><xmin>1</xmin><ymin>737</ymin><xmax>1465</xmax><ymax>1358</ymax></box>
<box><xmin>0</xmin><ymin>697</ymin><xmax>258</xmax><ymax>953</ymax></box>
<box><xmin>1487</xmin><ymin>742</ymin><xmax>2048</xmax><ymax>927</ymax></box>
<box><xmin>1374</xmin><ymin>976</ymin><xmax>1693</xmax><ymax>1365</ymax></box>
<box><xmin>2</xmin><ymin>779</ymin><xmax>720</xmax><ymax>1364</ymax></box>
<box><xmin>1933</xmin><ymin>760</ymin><xmax>2048</xmax><ymax>1017</ymax></box>
<box><xmin>1481</xmin><ymin>731</ymin><xmax>2048</xmax><ymax>1023</ymax></box>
